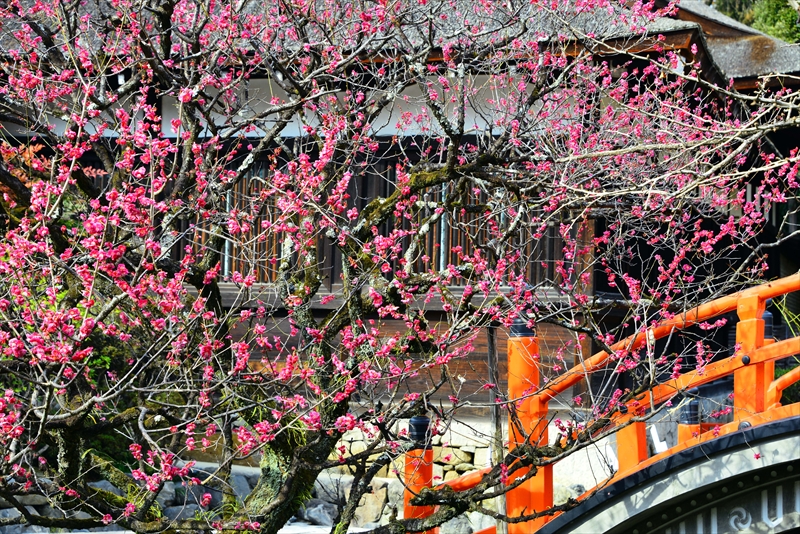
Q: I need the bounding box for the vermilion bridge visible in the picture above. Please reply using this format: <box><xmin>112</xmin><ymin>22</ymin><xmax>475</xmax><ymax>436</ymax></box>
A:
<box><xmin>403</xmin><ymin>274</ymin><xmax>800</xmax><ymax>534</ymax></box>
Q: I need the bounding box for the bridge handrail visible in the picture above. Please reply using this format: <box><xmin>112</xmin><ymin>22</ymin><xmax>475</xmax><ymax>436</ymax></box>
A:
<box><xmin>767</xmin><ymin>364</ymin><xmax>800</xmax><ymax>408</ymax></box>
<box><xmin>538</xmin><ymin>273</ymin><xmax>800</xmax><ymax>402</ymax></box>
<box><xmin>417</xmin><ymin>273</ymin><xmax>800</xmax><ymax>528</ymax></box>
<box><xmin>628</xmin><ymin>335</ymin><xmax>800</xmax><ymax>410</ymax></box>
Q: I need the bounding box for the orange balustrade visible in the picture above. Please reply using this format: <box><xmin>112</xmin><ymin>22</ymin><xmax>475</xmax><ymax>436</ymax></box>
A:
<box><xmin>616</xmin><ymin>419</ymin><xmax>648</xmax><ymax>473</ymax></box>
<box><xmin>767</xmin><ymin>364</ymin><xmax>800</xmax><ymax>409</ymax></box>
<box><xmin>403</xmin><ymin>273</ymin><xmax>800</xmax><ymax>534</ymax></box>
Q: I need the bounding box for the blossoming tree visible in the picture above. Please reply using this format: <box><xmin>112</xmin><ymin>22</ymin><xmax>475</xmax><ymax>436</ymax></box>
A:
<box><xmin>0</xmin><ymin>0</ymin><xmax>798</xmax><ymax>532</ymax></box>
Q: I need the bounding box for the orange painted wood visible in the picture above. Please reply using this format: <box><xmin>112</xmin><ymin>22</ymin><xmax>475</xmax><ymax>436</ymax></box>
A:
<box><xmin>507</xmin><ymin>336</ymin><xmax>552</xmax><ymax>533</ymax></box>
<box><xmin>734</xmin><ymin>295</ymin><xmax>767</xmax><ymax>420</ymax></box>
<box><xmin>404</xmin><ymin>447</ymin><xmax>437</xmax><ymax>533</ymax></box>
<box><xmin>676</xmin><ymin>423</ymin><xmax>702</xmax><ymax>444</ymax></box>
<box><xmin>617</xmin><ymin>421</ymin><xmax>648</xmax><ymax>473</ymax></box>
<box><xmin>767</xmin><ymin>364</ymin><xmax>800</xmax><ymax>409</ymax></box>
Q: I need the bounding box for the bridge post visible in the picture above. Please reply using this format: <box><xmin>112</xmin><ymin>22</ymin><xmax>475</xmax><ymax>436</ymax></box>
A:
<box><xmin>734</xmin><ymin>295</ymin><xmax>766</xmax><ymax>420</ymax></box>
<box><xmin>507</xmin><ymin>319</ymin><xmax>552</xmax><ymax>533</ymax></box>
<box><xmin>404</xmin><ymin>415</ymin><xmax>437</xmax><ymax>534</ymax></box>
<box><xmin>617</xmin><ymin>418</ymin><xmax>648</xmax><ymax>474</ymax></box>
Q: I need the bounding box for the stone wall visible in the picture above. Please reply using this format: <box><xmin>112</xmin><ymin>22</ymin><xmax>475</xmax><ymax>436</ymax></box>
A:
<box><xmin>0</xmin><ymin>467</ymin><xmax>493</xmax><ymax>534</ymax></box>
<box><xmin>0</xmin><ymin>468</ymin><xmax>261</xmax><ymax>534</ymax></box>
<box><xmin>0</xmin><ymin>416</ymin><xmax>622</xmax><ymax>534</ymax></box>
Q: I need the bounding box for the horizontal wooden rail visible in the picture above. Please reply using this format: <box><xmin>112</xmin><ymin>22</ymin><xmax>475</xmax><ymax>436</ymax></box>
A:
<box><xmin>767</xmin><ymin>364</ymin><xmax>800</xmax><ymax>409</ymax></box>
<box><xmin>539</xmin><ymin>273</ymin><xmax>800</xmax><ymax>402</ymax></box>
<box><xmin>629</xmin><ymin>335</ymin><xmax>800</xmax><ymax>411</ymax></box>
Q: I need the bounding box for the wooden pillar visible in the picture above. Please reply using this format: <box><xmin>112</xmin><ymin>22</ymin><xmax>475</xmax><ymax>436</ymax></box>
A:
<box><xmin>404</xmin><ymin>416</ymin><xmax>437</xmax><ymax>534</ymax></box>
<box><xmin>507</xmin><ymin>320</ymin><xmax>552</xmax><ymax>533</ymax></box>
<box><xmin>734</xmin><ymin>295</ymin><xmax>766</xmax><ymax>420</ymax></box>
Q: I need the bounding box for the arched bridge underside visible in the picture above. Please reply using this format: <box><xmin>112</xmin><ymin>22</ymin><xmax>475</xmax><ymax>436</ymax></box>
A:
<box><xmin>538</xmin><ymin>417</ymin><xmax>800</xmax><ymax>534</ymax></box>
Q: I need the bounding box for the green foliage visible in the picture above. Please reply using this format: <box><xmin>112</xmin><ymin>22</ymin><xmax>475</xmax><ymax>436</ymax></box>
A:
<box><xmin>88</xmin><ymin>433</ymin><xmax>137</xmax><ymax>474</ymax></box>
<box><xmin>752</xmin><ymin>0</ymin><xmax>800</xmax><ymax>42</ymax></box>
<box><xmin>716</xmin><ymin>0</ymin><xmax>756</xmax><ymax>24</ymax></box>
<box><xmin>776</xmin><ymin>362</ymin><xmax>800</xmax><ymax>404</ymax></box>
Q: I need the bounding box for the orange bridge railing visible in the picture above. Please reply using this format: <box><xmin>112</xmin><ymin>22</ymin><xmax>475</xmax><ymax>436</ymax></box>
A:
<box><xmin>403</xmin><ymin>273</ymin><xmax>800</xmax><ymax>534</ymax></box>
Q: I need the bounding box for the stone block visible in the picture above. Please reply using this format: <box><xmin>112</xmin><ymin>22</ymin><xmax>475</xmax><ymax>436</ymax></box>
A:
<box><xmin>163</xmin><ymin>504</ymin><xmax>200</xmax><ymax>521</ymax></box>
<box><xmin>473</xmin><ymin>447</ymin><xmax>491</xmax><ymax>468</ymax></box>
<box><xmin>304</xmin><ymin>501</ymin><xmax>337</xmax><ymax>526</ymax></box>
<box><xmin>0</xmin><ymin>507</ymin><xmax>20</xmax><ymax>520</ymax></box>
<box><xmin>314</xmin><ymin>472</ymin><xmax>353</xmax><ymax>506</ymax></box>
<box><xmin>35</xmin><ymin>505</ymin><xmax>62</xmax><ymax>518</ymax></box>
<box><xmin>467</xmin><ymin>511</ymin><xmax>495</xmax><ymax>532</ymax></box>
<box><xmin>156</xmin><ymin>481</ymin><xmax>176</xmax><ymax>507</ymax></box>
<box><xmin>296</xmin><ymin>498</ymin><xmax>330</xmax><ymax>522</ymax></box>
<box><xmin>229</xmin><ymin>475</ymin><xmax>251</xmax><ymax>502</ymax></box>
<box><xmin>482</xmin><ymin>497</ymin><xmax>498</xmax><ymax>512</ymax></box>
<box><xmin>182</xmin><ymin>482</ymin><xmax>221</xmax><ymax>509</ymax></box>
<box><xmin>244</xmin><ymin>472</ymin><xmax>261</xmax><ymax>489</ymax></box>
<box><xmin>86</xmin><ymin>525</ymin><xmax>118</xmax><ymax>532</ymax></box>
<box><xmin>0</xmin><ymin>506</ymin><xmax>53</xmax><ymax>533</ymax></box>
<box><xmin>67</xmin><ymin>510</ymin><xmax>92</xmax><ymax>520</ymax></box>
<box><xmin>441</xmin><ymin>514</ymin><xmax>474</xmax><ymax>534</ymax></box>
<box><xmin>375</xmin><ymin>465</ymin><xmax>388</xmax><ymax>478</ymax></box>
<box><xmin>385</xmin><ymin>479</ymin><xmax>404</xmax><ymax>510</ymax></box>
<box><xmin>369</xmin><ymin>478</ymin><xmax>389</xmax><ymax>492</ymax></box>
<box><xmin>354</xmin><ymin>486</ymin><xmax>387</xmax><ymax>526</ymax></box>
<box><xmin>433</xmin><ymin>464</ymin><xmax>444</xmax><ymax>482</ymax></box>
<box><xmin>443</xmin><ymin>471</ymin><xmax>459</xmax><ymax>482</ymax></box>
<box><xmin>432</xmin><ymin>446</ymin><xmax>472</xmax><ymax>466</ymax></box>
<box><xmin>16</xmin><ymin>495</ymin><xmax>49</xmax><ymax>506</ymax></box>
<box><xmin>380</xmin><ymin>499</ymin><xmax>397</xmax><ymax>525</ymax></box>
<box><xmin>553</xmin><ymin>484</ymin><xmax>572</xmax><ymax>505</ymax></box>
<box><xmin>454</xmin><ymin>463</ymin><xmax>475</xmax><ymax>473</ymax></box>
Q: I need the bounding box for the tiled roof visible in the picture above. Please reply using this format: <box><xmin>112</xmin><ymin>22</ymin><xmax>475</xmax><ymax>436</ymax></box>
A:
<box><xmin>674</xmin><ymin>0</ymin><xmax>800</xmax><ymax>78</ymax></box>
<box><xmin>707</xmin><ymin>34</ymin><xmax>800</xmax><ymax>77</ymax></box>
<box><xmin>677</xmin><ymin>0</ymin><xmax>761</xmax><ymax>35</ymax></box>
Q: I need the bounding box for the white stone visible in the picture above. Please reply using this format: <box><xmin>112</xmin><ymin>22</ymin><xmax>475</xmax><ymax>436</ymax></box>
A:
<box><xmin>433</xmin><ymin>463</ymin><xmax>444</xmax><ymax>482</ymax></box>
<box><xmin>385</xmin><ymin>478</ymin><xmax>404</xmax><ymax>517</ymax></box>
<box><xmin>440</xmin><ymin>514</ymin><xmax>474</xmax><ymax>534</ymax></box>
<box><xmin>432</xmin><ymin>446</ymin><xmax>472</xmax><ymax>466</ymax></box>
<box><xmin>163</xmin><ymin>504</ymin><xmax>200</xmax><ymax>521</ymax></box>
<box><xmin>473</xmin><ymin>447</ymin><xmax>491</xmax><ymax>468</ymax></box>
<box><xmin>354</xmin><ymin>486</ymin><xmax>387</xmax><ymax>526</ymax></box>
<box><xmin>305</xmin><ymin>502</ymin><xmax>337</xmax><ymax>526</ymax></box>
<box><xmin>467</xmin><ymin>511</ymin><xmax>496</xmax><ymax>532</ymax></box>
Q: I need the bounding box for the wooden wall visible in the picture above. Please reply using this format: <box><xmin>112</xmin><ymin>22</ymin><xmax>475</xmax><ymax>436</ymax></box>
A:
<box><xmin>242</xmin><ymin>314</ymin><xmax>589</xmax><ymax>414</ymax></box>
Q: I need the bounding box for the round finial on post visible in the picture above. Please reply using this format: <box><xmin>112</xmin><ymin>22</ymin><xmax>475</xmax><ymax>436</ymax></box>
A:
<box><xmin>510</xmin><ymin>317</ymin><xmax>535</xmax><ymax>337</ymax></box>
<box><xmin>409</xmin><ymin>415</ymin><xmax>431</xmax><ymax>447</ymax></box>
